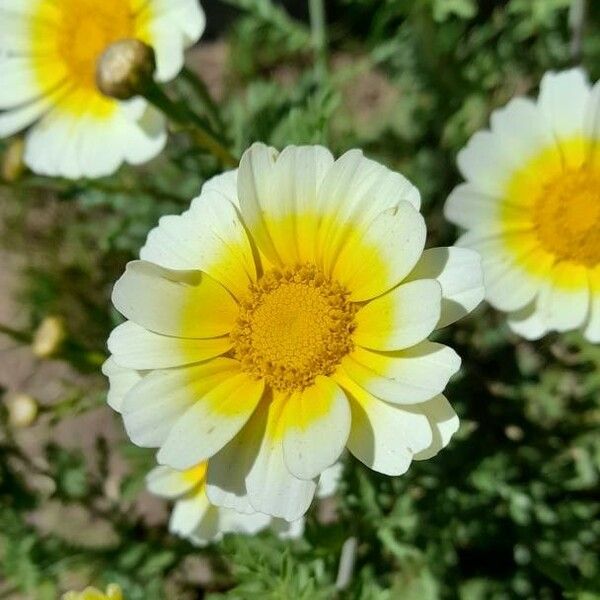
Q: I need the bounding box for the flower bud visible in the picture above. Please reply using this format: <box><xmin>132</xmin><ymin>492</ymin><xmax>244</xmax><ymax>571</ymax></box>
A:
<box><xmin>2</xmin><ymin>137</ymin><xmax>26</xmax><ymax>183</ymax></box>
<box><xmin>32</xmin><ymin>315</ymin><xmax>66</xmax><ymax>359</ymax></box>
<box><xmin>7</xmin><ymin>393</ymin><xmax>38</xmax><ymax>428</ymax></box>
<box><xmin>96</xmin><ymin>39</ymin><xmax>156</xmax><ymax>100</ymax></box>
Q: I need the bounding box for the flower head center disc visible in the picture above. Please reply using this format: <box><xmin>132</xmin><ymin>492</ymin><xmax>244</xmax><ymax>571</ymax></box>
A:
<box><xmin>533</xmin><ymin>166</ymin><xmax>600</xmax><ymax>267</ymax></box>
<box><xmin>232</xmin><ymin>265</ymin><xmax>357</xmax><ymax>392</ymax></box>
<box><xmin>52</xmin><ymin>0</ymin><xmax>136</xmax><ymax>90</ymax></box>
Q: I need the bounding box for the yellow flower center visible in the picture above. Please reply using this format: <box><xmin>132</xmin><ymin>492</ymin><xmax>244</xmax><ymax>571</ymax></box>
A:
<box><xmin>231</xmin><ymin>265</ymin><xmax>357</xmax><ymax>392</ymax></box>
<box><xmin>532</xmin><ymin>166</ymin><xmax>600</xmax><ymax>267</ymax></box>
<box><xmin>54</xmin><ymin>0</ymin><xmax>136</xmax><ymax>91</ymax></box>
<box><xmin>31</xmin><ymin>0</ymin><xmax>151</xmax><ymax>116</ymax></box>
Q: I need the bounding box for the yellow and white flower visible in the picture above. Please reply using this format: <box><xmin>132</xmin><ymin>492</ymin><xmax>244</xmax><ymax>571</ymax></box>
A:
<box><xmin>0</xmin><ymin>0</ymin><xmax>205</xmax><ymax>178</ymax></box>
<box><xmin>145</xmin><ymin>460</ymin><xmax>342</xmax><ymax>544</ymax></box>
<box><xmin>104</xmin><ymin>143</ymin><xmax>484</xmax><ymax>521</ymax></box>
<box><xmin>63</xmin><ymin>584</ymin><xmax>122</xmax><ymax>600</ymax></box>
<box><xmin>445</xmin><ymin>68</ymin><xmax>600</xmax><ymax>341</ymax></box>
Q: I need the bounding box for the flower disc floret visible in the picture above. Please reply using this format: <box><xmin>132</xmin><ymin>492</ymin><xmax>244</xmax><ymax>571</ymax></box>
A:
<box><xmin>231</xmin><ymin>264</ymin><xmax>357</xmax><ymax>392</ymax></box>
<box><xmin>532</xmin><ymin>167</ymin><xmax>600</xmax><ymax>267</ymax></box>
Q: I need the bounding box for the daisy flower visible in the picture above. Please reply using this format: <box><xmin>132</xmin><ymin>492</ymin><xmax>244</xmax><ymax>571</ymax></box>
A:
<box><xmin>145</xmin><ymin>460</ymin><xmax>342</xmax><ymax>545</ymax></box>
<box><xmin>0</xmin><ymin>0</ymin><xmax>205</xmax><ymax>178</ymax></box>
<box><xmin>104</xmin><ymin>143</ymin><xmax>484</xmax><ymax>521</ymax></box>
<box><xmin>63</xmin><ymin>584</ymin><xmax>122</xmax><ymax>600</ymax></box>
<box><xmin>445</xmin><ymin>68</ymin><xmax>600</xmax><ymax>341</ymax></box>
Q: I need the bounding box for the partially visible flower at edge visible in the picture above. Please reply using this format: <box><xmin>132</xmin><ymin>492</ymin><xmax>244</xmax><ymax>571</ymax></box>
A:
<box><xmin>103</xmin><ymin>143</ymin><xmax>485</xmax><ymax>521</ymax></box>
<box><xmin>0</xmin><ymin>0</ymin><xmax>205</xmax><ymax>178</ymax></box>
<box><xmin>63</xmin><ymin>583</ymin><xmax>122</xmax><ymax>600</ymax></box>
<box><xmin>445</xmin><ymin>68</ymin><xmax>600</xmax><ymax>342</ymax></box>
<box><xmin>145</xmin><ymin>460</ymin><xmax>343</xmax><ymax>545</ymax></box>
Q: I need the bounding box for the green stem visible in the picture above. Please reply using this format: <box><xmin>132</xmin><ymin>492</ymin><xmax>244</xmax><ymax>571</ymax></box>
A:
<box><xmin>309</xmin><ymin>0</ymin><xmax>328</xmax><ymax>82</ymax></box>
<box><xmin>0</xmin><ymin>322</ymin><xmax>31</xmax><ymax>344</ymax></box>
<box><xmin>180</xmin><ymin>66</ymin><xmax>227</xmax><ymax>135</ymax></box>
<box><xmin>144</xmin><ymin>81</ymin><xmax>238</xmax><ymax>167</ymax></box>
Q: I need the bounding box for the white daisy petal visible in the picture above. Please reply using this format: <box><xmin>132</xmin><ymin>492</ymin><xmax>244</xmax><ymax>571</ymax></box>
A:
<box><xmin>354</xmin><ymin>280</ymin><xmax>442</xmax><ymax>351</ymax></box>
<box><xmin>336</xmin><ymin>369</ymin><xmax>432</xmax><ymax>477</ymax></box>
<box><xmin>246</xmin><ymin>395</ymin><xmax>318</xmax><ymax>522</ymax></box>
<box><xmin>332</xmin><ymin>202</ymin><xmax>426</xmax><ymax>301</ymax></box>
<box><xmin>583</xmin><ymin>269</ymin><xmax>600</xmax><ymax>342</ymax></box>
<box><xmin>157</xmin><ymin>373</ymin><xmax>265</xmax><ymax>470</ymax></box>
<box><xmin>506</xmin><ymin>301</ymin><xmax>549</xmax><ymax>341</ymax></box>
<box><xmin>169</xmin><ymin>492</ymin><xmax>209</xmax><ymax>537</ymax></box>
<box><xmin>413</xmin><ymin>395</ymin><xmax>460</xmax><ymax>461</ymax></box>
<box><xmin>146</xmin><ymin>465</ymin><xmax>198</xmax><ymax>499</ymax></box>
<box><xmin>101</xmin><ymin>357</ymin><xmax>142</xmax><ymax>413</ymax></box>
<box><xmin>538</xmin><ymin>68</ymin><xmax>590</xmax><ymax>140</ymax></box>
<box><xmin>122</xmin><ymin>359</ymin><xmax>239</xmax><ymax>448</ymax></box>
<box><xmin>141</xmin><ymin>172</ymin><xmax>257</xmax><ymax>299</ymax></box>
<box><xmin>537</xmin><ymin>263</ymin><xmax>589</xmax><ymax>332</ymax></box>
<box><xmin>405</xmin><ymin>247</ymin><xmax>485</xmax><ymax>328</ymax></box>
<box><xmin>108</xmin><ymin>321</ymin><xmax>231</xmax><ymax>370</ymax></box>
<box><xmin>282</xmin><ymin>377</ymin><xmax>350</xmax><ymax>480</ymax></box>
<box><xmin>112</xmin><ymin>261</ymin><xmax>238</xmax><ymax>338</ymax></box>
<box><xmin>341</xmin><ymin>341</ymin><xmax>461</xmax><ymax>405</ymax></box>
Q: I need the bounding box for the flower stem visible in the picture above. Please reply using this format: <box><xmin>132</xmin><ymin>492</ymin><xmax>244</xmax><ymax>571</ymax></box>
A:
<box><xmin>309</xmin><ymin>0</ymin><xmax>328</xmax><ymax>82</ymax></box>
<box><xmin>180</xmin><ymin>66</ymin><xmax>227</xmax><ymax>136</ymax></box>
<box><xmin>143</xmin><ymin>81</ymin><xmax>238</xmax><ymax>167</ymax></box>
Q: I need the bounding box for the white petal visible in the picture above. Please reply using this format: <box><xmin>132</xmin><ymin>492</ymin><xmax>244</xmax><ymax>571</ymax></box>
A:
<box><xmin>157</xmin><ymin>373</ymin><xmax>265</xmax><ymax>469</ymax></box>
<box><xmin>236</xmin><ymin>142</ymin><xmax>281</xmax><ymax>264</ymax></box>
<box><xmin>336</xmin><ymin>369</ymin><xmax>432</xmax><ymax>476</ymax></box>
<box><xmin>489</xmin><ymin>96</ymin><xmax>556</xmax><ymax>168</ymax></box>
<box><xmin>101</xmin><ymin>357</ymin><xmax>142</xmax><ymax>413</ymax></box>
<box><xmin>205</xmin><ymin>427</ymin><xmax>259</xmax><ymax>514</ymax></box>
<box><xmin>0</xmin><ymin>56</ymin><xmax>50</xmax><ymax>109</ymax></box>
<box><xmin>146</xmin><ymin>465</ymin><xmax>198</xmax><ymax>499</ymax></box>
<box><xmin>246</xmin><ymin>395</ymin><xmax>318</xmax><ymax>521</ymax></box>
<box><xmin>332</xmin><ymin>202</ymin><xmax>426</xmax><ymax>301</ymax></box>
<box><xmin>506</xmin><ymin>301</ymin><xmax>549</xmax><ymax>340</ymax></box>
<box><xmin>317</xmin><ymin>149</ymin><xmax>421</xmax><ymax>272</ymax></box>
<box><xmin>121</xmin><ymin>358</ymin><xmax>239</xmax><ymax>447</ymax></box>
<box><xmin>316</xmin><ymin>462</ymin><xmax>343</xmax><ymax>499</ymax></box>
<box><xmin>456</xmin><ymin>130</ymin><xmax>515</xmax><ymax>196</ymax></box>
<box><xmin>170</xmin><ymin>492</ymin><xmax>210</xmax><ymax>537</ymax></box>
<box><xmin>537</xmin><ymin>263</ymin><xmax>589</xmax><ymax>332</ymax></box>
<box><xmin>583</xmin><ymin>269</ymin><xmax>600</xmax><ymax>342</ymax></box>
<box><xmin>141</xmin><ymin>174</ymin><xmax>256</xmax><ymax>299</ymax></box>
<box><xmin>218</xmin><ymin>509</ymin><xmax>271</xmax><ymax>537</ymax></box>
<box><xmin>354</xmin><ymin>280</ymin><xmax>442</xmax><ymax>351</ymax></box>
<box><xmin>282</xmin><ymin>377</ymin><xmax>350</xmax><ymax>480</ymax></box>
<box><xmin>342</xmin><ymin>341</ymin><xmax>461</xmax><ymax>405</ymax></box>
<box><xmin>0</xmin><ymin>94</ymin><xmax>53</xmax><ymax>137</ymax></box>
<box><xmin>273</xmin><ymin>518</ymin><xmax>305</xmax><ymax>540</ymax></box>
<box><xmin>405</xmin><ymin>247</ymin><xmax>485</xmax><ymax>328</ymax></box>
<box><xmin>147</xmin><ymin>0</ymin><xmax>206</xmax><ymax>81</ymax></box>
<box><xmin>457</xmin><ymin>231</ymin><xmax>548</xmax><ymax>312</ymax></box>
<box><xmin>108</xmin><ymin>321</ymin><xmax>231</xmax><ymax>370</ymax></box>
<box><xmin>444</xmin><ymin>183</ymin><xmax>502</xmax><ymax>230</ymax></box>
<box><xmin>413</xmin><ymin>395</ymin><xmax>459</xmax><ymax>461</ymax></box>
<box><xmin>538</xmin><ymin>68</ymin><xmax>590</xmax><ymax>140</ymax></box>
<box><xmin>112</xmin><ymin>261</ymin><xmax>238</xmax><ymax>337</ymax></box>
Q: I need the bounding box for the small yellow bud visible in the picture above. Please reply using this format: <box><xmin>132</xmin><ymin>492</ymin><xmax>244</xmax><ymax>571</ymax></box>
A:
<box><xmin>96</xmin><ymin>39</ymin><xmax>156</xmax><ymax>100</ymax></box>
<box><xmin>2</xmin><ymin>137</ymin><xmax>26</xmax><ymax>183</ymax></box>
<box><xmin>32</xmin><ymin>315</ymin><xmax>66</xmax><ymax>359</ymax></box>
<box><xmin>7</xmin><ymin>393</ymin><xmax>38</xmax><ymax>428</ymax></box>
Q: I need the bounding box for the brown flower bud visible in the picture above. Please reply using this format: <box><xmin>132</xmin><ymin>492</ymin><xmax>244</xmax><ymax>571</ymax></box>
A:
<box><xmin>96</xmin><ymin>39</ymin><xmax>156</xmax><ymax>100</ymax></box>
